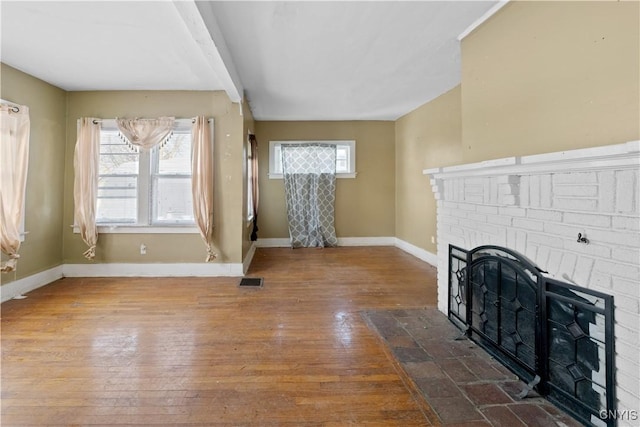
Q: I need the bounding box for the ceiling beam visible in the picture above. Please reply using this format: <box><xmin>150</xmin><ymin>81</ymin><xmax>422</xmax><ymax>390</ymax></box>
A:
<box><xmin>458</xmin><ymin>0</ymin><xmax>510</xmax><ymax>41</ymax></box>
<box><xmin>171</xmin><ymin>0</ymin><xmax>244</xmax><ymax>103</ymax></box>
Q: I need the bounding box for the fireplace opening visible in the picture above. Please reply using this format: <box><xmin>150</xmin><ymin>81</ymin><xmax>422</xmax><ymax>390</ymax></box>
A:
<box><xmin>448</xmin><ymin>245</ymin><xmax>616</xmax><ymax>427</ymax></box>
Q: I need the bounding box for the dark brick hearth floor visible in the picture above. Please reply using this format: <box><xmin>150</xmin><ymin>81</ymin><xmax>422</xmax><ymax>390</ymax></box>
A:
<box><xmin>362</xmin><ymin>308</ymin><xmax>584</xmax><ymax>427</ymax></box>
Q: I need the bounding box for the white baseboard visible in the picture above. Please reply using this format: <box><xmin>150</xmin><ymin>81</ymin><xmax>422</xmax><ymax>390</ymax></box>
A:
<box><xmin>338</xmin><ymin>237</ymin><xmax>395</xmax><ymax>246</ymax></box>
<box><xmin>243</xmin><ymin>242</ymin><xmax>257</xmax><ymax>275</ymax></box>
<box><xmin>254</xmin><ymin>237</ymin><xmax>435</xmax><ymax>266</ymax></box>
<box><xmin>255</xmin><ymin>236</ymin><xmax>396</xmax><ymax>248</ymax></box>
<box><xmin>1</xmin><ymin>265</ymin><xmax>64</xmax><ymax>303</ymax></box>
<box><xmin>394</xmin><ymin>238</ymin><xmax>438</xmax><ymax>267</ymax></box>
<box><xmin>255</xmin><ymin>238</ymin><xmax>291</xmax><ymax>248</ymax></box>
<box><xmin>63</xmin><ymin>262</ymin><xmax>244</xmax><ymax>277</ymax></box>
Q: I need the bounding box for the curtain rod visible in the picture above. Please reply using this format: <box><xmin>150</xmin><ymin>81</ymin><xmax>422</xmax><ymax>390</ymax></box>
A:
<box><xmin>1</xmin><ymin>98</ymin><xmax>21</xmax><ymax>113</ymax></box>
<box><xmin>91</xmin><ymin>118</ymin><xmax>212</xmax><ymax>124</ymax></box>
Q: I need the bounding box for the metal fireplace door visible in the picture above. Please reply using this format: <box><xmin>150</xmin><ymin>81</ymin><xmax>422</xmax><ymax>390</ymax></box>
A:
<box><xmin>466</xmin><ymin>247</ymin><xmax>543</xmax><ymax>383</ymax></box>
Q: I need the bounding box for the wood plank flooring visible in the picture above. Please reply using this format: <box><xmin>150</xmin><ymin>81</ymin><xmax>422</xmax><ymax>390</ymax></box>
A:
<box><xmin>1</xmin><ymin>247</ymin><xmax>439</xmax><ymax>426</ymax></box>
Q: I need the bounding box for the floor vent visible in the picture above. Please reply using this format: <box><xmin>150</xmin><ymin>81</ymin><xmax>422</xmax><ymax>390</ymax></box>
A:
<box><xmin>239</xmin><ymin>277</ymin><xmax>263</xmax><ymax>288</ymax></box>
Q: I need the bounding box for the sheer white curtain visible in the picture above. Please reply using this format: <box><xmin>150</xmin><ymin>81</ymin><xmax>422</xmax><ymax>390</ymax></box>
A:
<box><xmin>191</xmin><ymin>117</ymin><xmax>216</xmax><ymax>261</ymax></box>
<box><xmin>0</xmin><ymin>103</ymin><xmax>30</xmax><ymax>272</ymax></box>
<box><xmin>73</xmin><ymin>118</ymin><xmax>100</xmax><ymax>259</ymax></box>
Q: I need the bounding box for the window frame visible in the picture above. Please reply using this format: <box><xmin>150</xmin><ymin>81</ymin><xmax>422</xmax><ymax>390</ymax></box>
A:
<box><xmin>268</xmin><ymin>140</ymin><xmax>356</xmax><ymax>179</ymax></box>
<box><xmin>89</xmin><ymin>118</ymin><xmax>200</xmax><ymax>234</ymax></box>
<box><xmin>245</xmin><ymin>135</ymin><xmax>255</xmax><ymax>225</ymax></box>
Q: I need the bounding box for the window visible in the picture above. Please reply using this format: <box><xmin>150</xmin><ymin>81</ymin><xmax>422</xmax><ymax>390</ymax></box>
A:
<box><xmin>245</xmin><ymin>136</ymin><xmax>254</xmax><ymax>223</ymax></box>
<box><xmin>96</xmin><ymin>119</ymin><xmax>195</xmax><ymax>228</ymax></box>
<box><xmin>268</xmin><ymin>140</ymin><xmax>356</xmax><ymax>179</ymax></box>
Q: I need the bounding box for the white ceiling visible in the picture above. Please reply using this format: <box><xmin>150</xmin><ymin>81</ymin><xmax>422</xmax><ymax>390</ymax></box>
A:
<box><xmin>1</xmin><ymin>1</ymin><xmax>498</xmax><ymax>121</ymax></box>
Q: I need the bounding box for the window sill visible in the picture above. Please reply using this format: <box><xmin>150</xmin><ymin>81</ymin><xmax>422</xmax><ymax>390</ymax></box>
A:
<box><xmin>268</xmin><ymin>172</ymin><xmax>357</xmax><ymax>180</ymax></box>
<box><xmin>72</xmin><ymin>225</ymin><xmax>199</xmax><ymax>234</ymax></box>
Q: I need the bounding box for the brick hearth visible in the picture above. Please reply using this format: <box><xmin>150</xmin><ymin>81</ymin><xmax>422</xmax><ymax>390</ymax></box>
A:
<box><xmin>363</xmin><ymin>307</ymin><xmax>583</xmax><ymax>426</ymax></box>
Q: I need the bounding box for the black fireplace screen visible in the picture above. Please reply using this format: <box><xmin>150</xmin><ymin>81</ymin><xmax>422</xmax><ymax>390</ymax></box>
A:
<box><xmin>448</xmin><ymin>245</ymin><xmax>615</xmax><ymax>427</ymax></box>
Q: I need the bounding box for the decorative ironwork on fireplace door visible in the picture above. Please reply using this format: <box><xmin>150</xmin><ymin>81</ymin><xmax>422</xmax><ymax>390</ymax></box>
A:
<box><xmin>448</xmin><ymin>245</ymin><xmax>616</xmax><ymax>427</ymax></box>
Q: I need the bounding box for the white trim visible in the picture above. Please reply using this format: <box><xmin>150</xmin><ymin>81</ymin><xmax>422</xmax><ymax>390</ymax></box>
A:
<box><xmin>243</xmin><ymin>241</ymin><xmax>257</xmax><ymax>275</ymax></box>
<box><xmin>268</xmin><ymin>140</ymin><xmax>357</xmax><ymax>179</ymax></box>
<box><xmin>394</xmin><ymin>238</ymin><xmax>438</xmax><ymax>267</ymax></box>
<box><xmin>73</xmin><ymin>225</ymin><xmax>199</xmax><ymax>234</ymax></box>
<box><xmin>255</xmin><ymin>238</ymin><xmax>291</xmax><ymax>248</ymax></box>
<box><xmin>256</xmin><ymin>237</ymin><xmax>396</xmax><ymax>248</ymax></box>
<box><xmin>338</xmin><ymin>237</ymin><xmax>395</xmax><ymax>246</ymax></box>
<box><xmin>458</xmin><ymin>0</ymin><xmax>511</xmax><ymax>41</ymax></box>
<box><xmin>63</xmin><ymin>263</ymin><xmax>244</xmax><ymax>277</ymax></box>
<box><xmin>424</xmin><ymin>140</ymin><xmax>640</xmax><ymax>179</ymax></box>
<box><xmin>1</xmin><ymin>266</ymin><xmax>64</xmax><ymax>303</ymax></box>
<box><xmin>269</xmin><ymin>172</ymin><xmax>357</xmax><ymax>180</ymax></box>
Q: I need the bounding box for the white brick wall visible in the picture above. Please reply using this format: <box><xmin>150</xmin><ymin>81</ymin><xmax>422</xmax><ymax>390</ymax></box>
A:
<box><xmin>425</xmin><ymin>141</ymin><xmax>640</xmax><ymax>422</ymax></box>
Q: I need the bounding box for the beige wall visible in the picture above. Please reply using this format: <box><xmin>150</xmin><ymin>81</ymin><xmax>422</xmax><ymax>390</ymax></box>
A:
<box><xmin>461</xmin><ymin>0</ymin><xmax>640</xmax><ymax>163</ymax></box>
<box><xmin>1</xmin><ymin>64</ymin><xmax>67</xmax><ymax>285</ymax></box>
<box><xmin>63</xmin><ymin>91</ymin><xmax>245</xmax><ymax>264</ymax></box>
<box><xmin>255</xmin><ymin>121</ymin><xmax>396</xmax><ymax>239</ymax></box>
<box><xmin>395</xmin><ymin>86</ymin><xmax>464</xmax><ymax>254</ymax></box>
<box><xmin>394</xmin><ymin>1</ymin><xmax>639</xmax><ymax>255</ymax></box>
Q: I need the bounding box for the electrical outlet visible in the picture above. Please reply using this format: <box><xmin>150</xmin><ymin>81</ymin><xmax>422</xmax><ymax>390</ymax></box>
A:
<box><xmin>140</xmin><ymin>244</ymin><xmax>147</xmax><ymax>255</ymax></box>
<box><xmin>431</xmin><ymin>236</ymin><xmax>435</xmax><ymax>244</ymax></box>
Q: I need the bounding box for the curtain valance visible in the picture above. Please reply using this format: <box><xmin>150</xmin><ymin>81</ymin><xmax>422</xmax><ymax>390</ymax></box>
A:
<box><xmin>116</xmin><ymin>117</ymin><xmax>175</xmax><ymax>151</ymax></box>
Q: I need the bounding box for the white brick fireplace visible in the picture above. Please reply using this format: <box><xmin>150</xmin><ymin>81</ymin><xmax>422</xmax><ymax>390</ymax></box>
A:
<box><xmin>425</xmin><ymin>140</ymin><xmax>639</xmax><ymax>424</ymax></box>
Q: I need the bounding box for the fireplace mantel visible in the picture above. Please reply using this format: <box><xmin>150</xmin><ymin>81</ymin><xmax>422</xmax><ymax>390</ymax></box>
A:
<box><xmin>424</xmin><ymin>140</ymin><xmax>639</xmax><ymax>180</ymax></box>
<box><xmin>423</xmin><ymin>140</ymin><xmax>639</xmax><ymax>426</ymax></box>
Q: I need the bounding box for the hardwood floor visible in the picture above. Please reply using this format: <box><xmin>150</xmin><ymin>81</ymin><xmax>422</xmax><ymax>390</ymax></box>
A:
<box><xmin>1</xmin><ymin>247</ymin><xmax>439</xmax><ymax>426</ymax></box>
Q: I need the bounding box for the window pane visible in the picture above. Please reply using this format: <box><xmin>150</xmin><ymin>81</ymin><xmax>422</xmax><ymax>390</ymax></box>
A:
<box><xmin>97</xmin><ymin>130</ymin><xmax>139</xmax><ymax>223</ymax></box>
<box><xmin>158</xmin><ymin>133</ymin><xmax>191</xmax><ymax>174</ymax></box>
<box><xmin>336</xmin><ymin>146</ymin><xmax>349</xmax><ymax>173</ymax></box>
<box><xmin>97</xmin><ymin>176</ymin><xmax>137</xmax><ymax>223</ymax></box>
<box><xmin>272</xmin><ymin>142</ymin><xmax>353</xmax><ymax>175</ymax></box>
<box><xmin>152</xmin><ymin>132</ymin><xmax>194</xmax><ymax>224</ymax></box>
<box><xmin>153</xmin><ymin>177</ymin><xmax>194</xmax><ymax>223</ymax></box>
<box><xmin>99</xmin><ymin>131</ymin><xmax>139</xmax><ymax>174</ymax></box>
<box><xmin>274</xmin><ymin>145</ymin><xmax>283</xmax><ymax>174</ymax></box>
